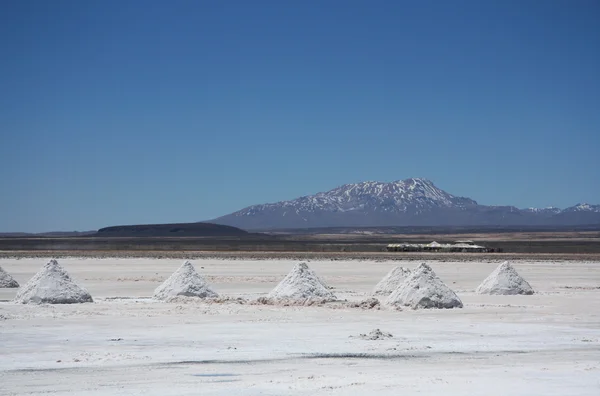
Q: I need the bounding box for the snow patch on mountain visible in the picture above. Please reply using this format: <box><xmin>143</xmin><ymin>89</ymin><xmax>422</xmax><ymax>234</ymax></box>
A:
<box><xmin>233</xmin><ymin>178</ymin><xmax>477</xmax><ymax>217</ymax></box>
<box><xmin>563</xmin><ymin>203</ymin><xmax>600</xmax><ymax>213</ymax></box>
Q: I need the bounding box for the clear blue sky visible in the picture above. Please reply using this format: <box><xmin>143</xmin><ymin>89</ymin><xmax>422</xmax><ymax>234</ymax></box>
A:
<box><xmin>1</xmin><ymin>0</ymin><xmax>599</xmax><ymax>232</ymax></box>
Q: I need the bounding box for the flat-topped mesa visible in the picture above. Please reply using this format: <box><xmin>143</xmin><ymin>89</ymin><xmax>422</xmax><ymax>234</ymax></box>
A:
<box><xmin>154</xmin><ymin>261</ymin><xmax>218</xmax><ymax>301</ymax></box>
<box><xmin>13</xmin><ymin>260</ymin><xmax>93</xmax><ymax>304</ymax></box>
<box><xmin>384</xmin><ymin>263</ymin><xmax>463</xmax><ymax>309</ymax></box>
<box><xmin>0</xmin><ymin>265</ymin><xmax>19</xmax><ymax>288</ymax></box>
<box><xmin>476</xmin><ymin>261</ymin><xmax>534</xmax><ymax>295</ymax></box>
<box><xmin>372</xmin><ymin>266</ymin><xmax>411</xmax><ymax>296</ymax></box>
<box><xmin>267</xmin><ymin>262</ymin><xmax>336</xmax><ymax>302</ymax></box>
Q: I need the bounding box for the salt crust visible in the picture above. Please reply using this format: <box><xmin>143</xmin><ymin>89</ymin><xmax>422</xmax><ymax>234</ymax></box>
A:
<box><xmin>153</xmin><ymin>261</ymin><xmax>218</xmax><ymax>301</ymax></box>
<box><xmin>0</xmin><ymin>265</ymin><xmax>19</xmax><ymax>288</ymax></box>
<box><xmin>384</xmin><ymin>263</ymin><xmax>463</xmax><ymax>309</ymax></box>
<box><xmin>476</xmin><ymin>261</ymin><xmax>534</xmax><ymax>295</ymax></box>
<box><xmin>266</xmin><ymin>262</ymin><xmax>336</xmax><ymax>302</ymax></box>
<box><xmin>13</xmin><ymin>260</ymin><xmax>93</xmax><ymax>304</ymax></box>
<box><xmin>372</xmin><ymin>266</ymin><xmax>411</xmax><ymax>296</ymax></box>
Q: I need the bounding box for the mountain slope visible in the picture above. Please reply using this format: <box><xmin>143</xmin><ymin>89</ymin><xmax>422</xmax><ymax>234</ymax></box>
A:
<box><xmin>210</xmin><ymin>178</ymin><xmax>600</xmax><ymax>230</ymax></box>
<box><xmin>552</xmin><ymin>203</ymin><xmax>600</xmax><ymax>225</ymax></box>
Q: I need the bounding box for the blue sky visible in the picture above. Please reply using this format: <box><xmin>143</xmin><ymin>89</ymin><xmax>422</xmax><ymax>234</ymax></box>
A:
<box><xmin>1</xmin><ymin>0</ymin><xmax>599</xmax><ymax>232</ymax></box>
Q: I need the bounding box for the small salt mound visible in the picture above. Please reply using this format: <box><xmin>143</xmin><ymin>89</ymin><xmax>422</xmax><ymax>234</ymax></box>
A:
<box><xmin>153</xmin><ymin>261</ymin><xmax>218</xmax><ymax>301</ymax></box>
<box><xmin>385</xmin><ymin>263</ymin><xmax>462</xmax><ymax>309</ymax></box>
<box><xmin>13</xmin><ymin>260</ymin><xmax>93</xmax><ymax>304</ymax></box>
<box><xmin>372</xmin><ymin>266</ymin><xmax>411</xmax><ymax>296</ymax></box>
<box><xmin>0</xmin><ymin>266</ymin><xmax>19</xmax><ymax>288</ymax></box>
<box><xmin>352</xmin><ymin>329</ymin><xmax>393</xmax><ymax>340</ymax></box>
<box><xmin>267</xmin><ymin>262</ymin><xmax>336</xmax><ymax>302</ymax></box>
<box><xmin>476</xmin><ymin>261</ymin><xmax>534</xmax><ymax>295</ymax></box>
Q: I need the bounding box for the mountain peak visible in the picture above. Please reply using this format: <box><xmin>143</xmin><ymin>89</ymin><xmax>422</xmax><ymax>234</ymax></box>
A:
<box><xmin>563</xmin><ymin>203</ymin><xmax>600</xmax><ymax>213</ymax></box>
<box><xmin>326</xmin><ymin>178</ymin><xmax>474</xmax><ymax>208</ymax></box>
<box><xmin>401</xmin><ymin>177</ymin><xmax>434</xmax><ymax>185</ymax></box>
<box><xmin>210</xmin><ymin>179</ymin><xmax>600</xmax><ymax>230</ymax></box>
<box><xmin>213</xmin><ymin>178</ymin><xmax>479</xmax><ymax>229</ymax></box>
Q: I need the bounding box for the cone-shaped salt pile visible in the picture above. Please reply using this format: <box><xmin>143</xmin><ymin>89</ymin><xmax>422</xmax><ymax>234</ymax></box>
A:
<box><xmin>153</xmin><ymin>261</ymin><xmax>218</xmax><ymax>300</ymax></box>
<box><xmin>267</xmin><ymin>262</ymin><xmax>336</xmax><ymax>302</ymax></box>
<box><xmin>385</xmin><ymin>263</ymin><xmax>462</xmax><ymax>309</ymax></box>
<box><xmin>13</xmin><ymin>260</ymin><xmax>93</xmax><ymax>304</ymax></box>
<box><xmin>476</xmin><ymin>261</ymin><xmax>534</xmax><ymax>295</ymax></box>
<box><xmin>0</xmin><ymin>266</ymin><xmax>19</xmax><ymax>288</ymax></box>
<box><xmin>372</xmin><ymin>266</ymin><xmax>411</xmax><ymax>296</ymax></box>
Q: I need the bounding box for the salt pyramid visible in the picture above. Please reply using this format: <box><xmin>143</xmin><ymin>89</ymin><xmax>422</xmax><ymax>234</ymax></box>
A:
<box><xmin>0</xmin><ymin>266</ymin><xmax>19</xmax><ymax>288</ymax></box>
<box><xmin>267</xmin><ymin>262</ymin><xmax>336</xmax><ymax>302</ymax></box>
<box><xmin>153</xmin><ymin>261</ymin><xmax>218</xmax><ymax>300</ymax></box>
<box><xmin>372</xmin><ymin>266</ymin><xmax>411</xmax><ymax>296</ymax></box>
<box><xmin>476</xmin><ymin>261</ymin><xmax>534</xmax><ymax>295</ymax></box>
<box><xmin>13</xmin><ymin>260</ymin><xmax>93</xmax><ymax>304</ymax></box>
<box><xmin>385</xmin><ymin>263</ymin><xmax>462</xmax><ymax>309</ymax></box>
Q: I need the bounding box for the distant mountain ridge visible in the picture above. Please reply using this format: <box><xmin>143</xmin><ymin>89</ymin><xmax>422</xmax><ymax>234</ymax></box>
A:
<box><xmin>0</xmin><ymin>231</ymin><xmax>96</xmax><ymax>237</ymax></box>
<box><xmin>0</xmin><ymin>223</ymin><xmax>250</xmax><ymax>238</ymax></box>
<box><xmin>96</xmin><ymin>222</ymin><xmax>249</xmax><ymax>237</ymax></box>
<box><xmin>211</xmin><ymin>178</ymin><xmax>600</xmax><ymax>230</ymax></box>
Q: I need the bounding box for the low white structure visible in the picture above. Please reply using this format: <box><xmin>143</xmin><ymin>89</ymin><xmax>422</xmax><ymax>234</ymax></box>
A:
<box><xmin>387</xmin><ymin>241</ymin><xmax>491</xmax><ymax>252</ymax></box>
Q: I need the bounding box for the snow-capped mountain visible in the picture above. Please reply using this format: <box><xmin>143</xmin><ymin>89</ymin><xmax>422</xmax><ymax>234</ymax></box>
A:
<box><xmin>524</xmin><ymin>207</ymin><xmax>562</xmax><ymax>214</ymax></box>
<box><xmin>237</xmin><ymin>178</ymin><xmax>475</xmax><ymax>216</ymax></box>
<box><xmin>210</xmin><ymin>178</ymin><xmax>600</xmax><ymax>230</ymax></box>
<box><xmin>562</xmin><ymin>203</ymin><xmax>600</xmax><ymax>213</ymax></box>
